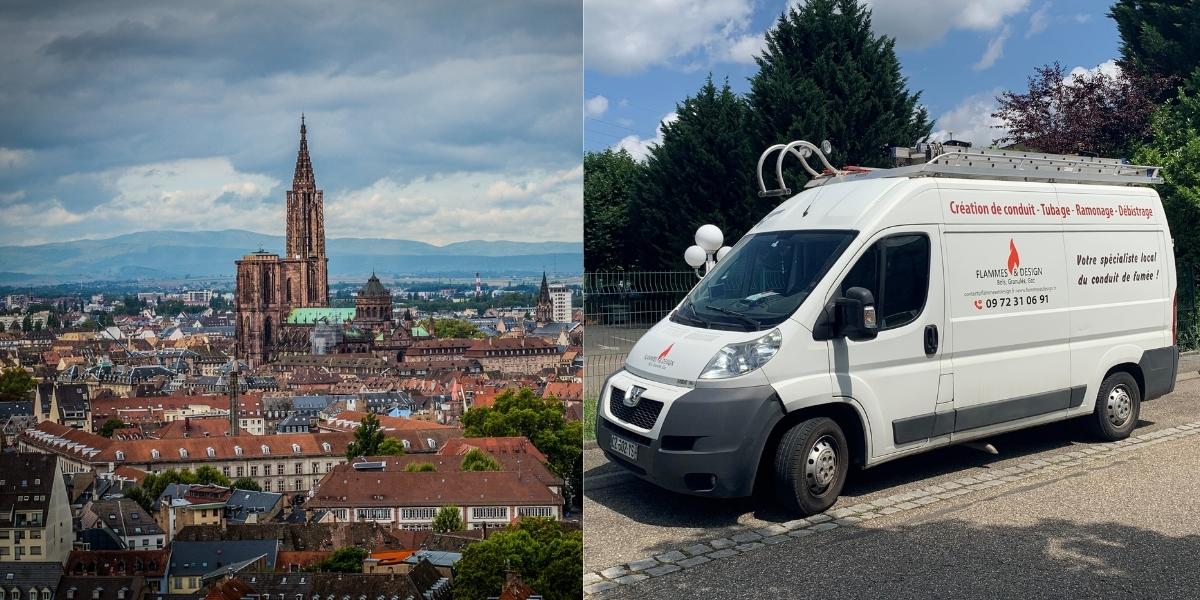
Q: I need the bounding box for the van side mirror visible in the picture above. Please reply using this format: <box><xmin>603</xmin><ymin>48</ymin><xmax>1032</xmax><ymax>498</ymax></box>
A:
<box><xmin>836</xmin><ymin>287</ymin><xmax>878</xmax><ymax>341</ymax></box>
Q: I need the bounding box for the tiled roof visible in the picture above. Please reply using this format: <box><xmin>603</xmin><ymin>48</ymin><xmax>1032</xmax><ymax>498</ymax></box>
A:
<box><xmin>66</xmin><ymin>549</ymin><xmax>170</xmax><ymax>577</ymax></box>
<box><xmin>0</xmin><ymin>453</ymin><xmax>59</xmax><ymax>523</ymax></box>
<box><xmin>345</xmin><ymin>448</ymin><xmax>560</xmax><ymax>488</ymax></box>
<box><xmin>56</xmin><ymin>576</ymin><xmax>148</xmax><ymax>600</ymax></box>
<box><xmin>22</xmin><ymin>420</ymin><xmax>352</xmax><ymax>465</ymax></box>
<box><xmin>307</xmin><ymin>470</ymin><xmax>560</xmax><ymax>509</ymax></box>
<box><xmin>323</xmin><ymin>410</ymin><xmax>454</xmax><ymax>432</ymax></box>
<box><xmin>438</xmin><ymin>436</ymin><xmax>549</xmax><ymax>464</ymax></box>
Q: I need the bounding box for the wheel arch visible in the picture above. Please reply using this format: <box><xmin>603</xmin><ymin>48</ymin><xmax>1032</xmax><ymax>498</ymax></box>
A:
<box><xmin>755</xmin><ymin>400</ymin><xmax>870</xmax><ymax>493</ymax></box>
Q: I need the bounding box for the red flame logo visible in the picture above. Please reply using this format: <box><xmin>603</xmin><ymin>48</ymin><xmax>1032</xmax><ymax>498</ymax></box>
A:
<box><xmin>1007</xmin><ymin>239</ymin><xmax>1020</xmax><ymax>273</ymax></box>
<box><xmin>658</xmin><ymin>344</ymin><xmax>674</xmax><ymax>360</ymax></box>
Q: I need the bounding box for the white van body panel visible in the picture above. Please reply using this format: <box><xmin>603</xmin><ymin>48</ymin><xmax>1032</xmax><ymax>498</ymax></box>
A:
<box><xmin>596</xmin><ymin>173</ymin><xmax>1176</xmax><ymax>496</ymax></box>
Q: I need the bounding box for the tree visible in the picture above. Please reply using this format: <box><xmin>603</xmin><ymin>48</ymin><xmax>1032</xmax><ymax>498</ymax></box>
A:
<box><xmin>46</xmin><ymin>314</ymin><xmax>60</xmax><ymax>329</ymax></box>
<box><xmin>404</xmin><ymin>462</ymin><xmax>436</xmax><ymax>472</ymax></box>
<box><xmin>749</xmin><ymin>0</ymin><xmax>930</xmax><ymax>173</ymax></box>
<box><xmin>98</xmin><ymin>419</ymin><xmax>127</xmax><ymax>438</ymax></box>
<box><xmin>584</xmin><ymin>148</ymin><xmax>640</xmax><ymax>271</ymax></box>
<box><xmin>0</xmin><ymin>368</ymin><xmax>35</xmax><ymax>401</ymax></box>
<box><xmin>459</xmin><ymin>448</ymin><xmax>502</xmax><ymax>472</ymax></box>
<box><xmin>629</xmin><ymin>76</ymin><xmax>759</xmax><ymax>270</ymax></box>
<box><xmin>431</xmin><ymin>505</ymin><xmax>463</xmax><ymax>533</ymax></box>
<box><xmin>1110</xmin><ymin>0</ymin><xmax>1200</xmax><ymax>89</ymax></box>
<box><xmin>123</xmin><ymin>467</ymin><xmax>232</xmax><ymax>512</ymax></box>
<box><xmin>0</xmin><ymin>321</ymin><xmax>5</xmax><ymax>332</ymax></box>
<box><xmin>377</xmin><ymin>437</ymin><xmax>406</xmax><ymax>456</ymax></box>
<box><xmin>232</xmin><ymin>478</ymin><xmax>262</xmax><ymax>492</ymax></box>
<box><xmin>1133</xmin><ymin>76</ymin><xmax>1200</xmax><ymax>268</ymax></box>
<box><xmin>461</xmin><ymin>388</ymin><xmax>582</xmax><ymax>508</ymax></box>
<box><xmin>453</xmin><ymin>518</ymin><xmax>582</xmax><ymax>600</ymax></box>
<box><xmin>427</xmin><ymin>318</ymin><xmax>483</xmax><ymax>339</ymax></box>
<box><xmin>993</xmin><ymin>62</ymin><xmax>1157</xmax><ymax>157</ymax></box>
<box><xmin>21</xmin><ymin>316</ymin><xmax>32</xmax><ymax>332</ymax></box>
<box><xmin>312</xmin><ymin>546</ymin><xmax>368</xmax><ymax>573</ymax></box>
<box><xmin>346</xmin><ymin>413</ymin><xmax>386</xmax><ymax>459</ymax></box>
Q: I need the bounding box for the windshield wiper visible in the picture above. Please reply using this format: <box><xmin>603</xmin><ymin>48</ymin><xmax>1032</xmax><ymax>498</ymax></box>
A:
<box><xmin>704</xmin><ymin>304</ymin><xmax>761</xmax><ymax>329</ymax></box>
<box><xmin>680</xmin><ymin>301</ymin><xmax>710</xmax><ymax>327</ymax></box>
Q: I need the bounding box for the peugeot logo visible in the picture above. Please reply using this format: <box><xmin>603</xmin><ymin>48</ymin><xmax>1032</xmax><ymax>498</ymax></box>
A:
<box><xmin>623</xmin><ymin>386</ymin><xmax>646</xmax><ymax>408</ymax></box>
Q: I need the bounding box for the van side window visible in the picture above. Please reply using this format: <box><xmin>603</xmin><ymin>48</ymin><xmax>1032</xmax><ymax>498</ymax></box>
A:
<box><xmin>841</xmin><ymin>233</ymin><xmax>930</xmax><ymax>330</ymax></box>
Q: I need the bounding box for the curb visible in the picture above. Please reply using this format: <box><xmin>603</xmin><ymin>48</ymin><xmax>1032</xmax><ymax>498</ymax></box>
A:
<box><xmin>583</xmin><ymin>420</ymin><xmax>1200</xmax><ymax>596</ymax></box>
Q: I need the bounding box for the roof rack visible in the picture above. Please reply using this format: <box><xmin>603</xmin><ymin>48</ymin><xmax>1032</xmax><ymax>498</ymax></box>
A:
<box><xmin>756</xmin><ymin>140</ymin><xmax>1163</xmax><ymax>196</ymax></box>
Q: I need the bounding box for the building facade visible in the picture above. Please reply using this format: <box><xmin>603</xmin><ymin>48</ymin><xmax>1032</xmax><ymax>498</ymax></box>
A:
<box><xmin>0</xmin><ymin>454</ymin><xmax>72</xmax><ymax>564</ymax></box>
<box><xmin>236</xmin><ymin>117</ymin><xmax>330</xmax><ymax>365</ymax></box>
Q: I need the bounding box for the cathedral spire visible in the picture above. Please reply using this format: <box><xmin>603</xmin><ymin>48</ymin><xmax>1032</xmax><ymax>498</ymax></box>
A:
<box><xmin>293</xmin><ymin>114</ymin><xmax>315</xmax><ymax>189</ymax></box>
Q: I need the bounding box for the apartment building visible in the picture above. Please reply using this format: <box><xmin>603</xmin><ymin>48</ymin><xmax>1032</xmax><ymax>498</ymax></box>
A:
<box><xmin>0</xmin><ymin>454</ymin><xmax>72</xmax><ymax>564</ymax></box>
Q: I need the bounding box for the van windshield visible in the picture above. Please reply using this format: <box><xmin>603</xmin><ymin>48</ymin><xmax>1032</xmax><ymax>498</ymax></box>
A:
<box><xmin>673</xmin><ymin>230</ymin><xmax>856</xmax><ymax>331</ymax></box>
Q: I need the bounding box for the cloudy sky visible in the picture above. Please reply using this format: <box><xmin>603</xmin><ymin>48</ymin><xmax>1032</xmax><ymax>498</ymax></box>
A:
<box><xmin>585</xmin><ymin>0</ymin><xmax>1120</xmax><ymax>158</ymax></box>
<box><xmin>0</xmin><ymin>1</ymin><xmax>582</xmax><ymax>247</ymax></box>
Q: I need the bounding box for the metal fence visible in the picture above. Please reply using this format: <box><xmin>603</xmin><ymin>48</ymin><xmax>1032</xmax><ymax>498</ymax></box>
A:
<box><xmin>583</xmin><ymin>271</ymin><xmax>696</xmax><ymax>400</ymax></box>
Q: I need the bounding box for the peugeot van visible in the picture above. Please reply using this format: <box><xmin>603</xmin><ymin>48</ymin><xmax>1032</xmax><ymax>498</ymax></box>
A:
<box><xmin>595</xmin><ymin>142</ymin><xmax>1179</xmax><ymax>515</ymax></box>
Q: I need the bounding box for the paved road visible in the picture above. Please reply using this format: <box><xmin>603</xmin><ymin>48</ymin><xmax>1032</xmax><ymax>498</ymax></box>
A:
<box><xmin>585</xmin><ymin>371</ymin><xmax>1200</xmax><ymax>598</ymax></box>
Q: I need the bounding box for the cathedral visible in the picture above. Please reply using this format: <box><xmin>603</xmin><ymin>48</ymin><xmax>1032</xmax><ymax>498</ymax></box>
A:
<box><xmin>235</xmin><ymin>117</ymin><xmax>330</xmax><ymax>365</ymax></box>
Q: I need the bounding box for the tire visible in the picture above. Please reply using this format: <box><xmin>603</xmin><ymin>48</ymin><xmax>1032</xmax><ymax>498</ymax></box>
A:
<box><xmin>774</xmin><ymin>417</ymin><xmax>849</xmax><ymax>516</ymax></box>
<box><xmin>1087</xmin><ymin>371</ymin><xmax>1141</xmax><ymax>441</ymax></box>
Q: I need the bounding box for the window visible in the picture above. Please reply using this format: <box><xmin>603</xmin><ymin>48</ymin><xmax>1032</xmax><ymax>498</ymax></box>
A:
<box><xmin>840</xmin><ymin>233</ymin><xmax>930</xmax><ymax>331</ymax></box>
<box><xmin>679</xmin><ymin>230</ymin><xmax>856</xmax><ymax>330</ymax></box>
<box><xmin>236</xmin><ymin>466</ymin><xmax>245</xmax><ymax>477</ymax></box>
<box><xmin>234</xmin><ymin>446</ymin><xmax>243</xmax><ymax>456</ymax></box>
<box><xmin>222</xmin><ymin>466</ymin><xmax>230</xmax><ymax>477</ymax></box>
<box><xmin>311</xmin><ymin>462</ymin><xmax>319</xmax><ymax>473</ymax></box>
<box><xmin>471</xmin><ymin>506</ymin><xmax>507</xmax><ymax>520</ymax></box>
<box><xmin>206</xmin><ymin>447</ymin><xmax>215</xmax><ymax>457</ymax></box>
<box><xmin>150</xmin><ymin>449</ymin><xmax>160</xmax><ymax>459</ymax></box>
<box><xmin>12</xmin><ymin>589</ymin><xmax>19</xmax><ymax>600</ymax></box>
<box><xmin>401</xmin><ymin>507</ymin><xmax>437</xmax><ymax>520</ymax></box>
<box><xmin>261</xmin><ymin>445</ymin><xmax>271</xmax><ymax>455</ymax></box>
<box><xmin>321</xmin><ymin>443</ymin><xmax>331</xmax><ymax>453</ymax></box>
<box><xmin>291</xmin><ymin>443</ymin><xmax>301</xmax><ymax>454</ymax></box>
<box><xmin>294</xmin><ymin>479</ymin><xmax>302</xmax><ymax>491</ymax></box>
<box><xmin>276</xmin><ymin>464</ymin><xmax>285</xmax><ymax>476</ymax></box>
<box><xmin>426</xmin><ymin>438</ymin><xmax>437</xmax><ymax>449</ymax></box>
<box><xmin>250</xmin><ymin>466</ymin><xmax>259</xmax><ymax>477</ymax></box>
<box><xmin>92</xmin><ymin>590</ymin><xmax>100</xmax><ymax>600</ymax></box>
<box><xmin>294</xmin><ymin>463</ymin><xmax>302</xmax><ymax>475</ymax></box>
<box><xmin>355</xmin><ymin>508</ymin><xmax>392</xmax><ymax>521</ymax></box>
<box><xmin>401</xmin><ymin>440</ymin><xmax>411</xmax><ymax>450</ymax></box>
<box><xmin>263</xmin><ymin>480</ymin><xmax>271</xmax><ymax>492</ymax></box>
<box><xmin>42</xmin><ymin>590</ymin><xmax>49</xmax><ymax>600</ymax></box>
<box><xmin>30</xmin><ymin>546</ymin><xmax>40</xmax><ymax>555</ymax></box>
<box><xmin>179</xmin><ymin>449</ymin><xmax>188</xmax><ymax>459</ymax></box>
<box><xmin>115</xmin><ymin>451</ymin><xmax>124</xmax><ymax>461</ymax></box>
<box><xmin>517</xmin><ymin>506</ymin><xmax>553</xmax><ymax>517</ymax></box>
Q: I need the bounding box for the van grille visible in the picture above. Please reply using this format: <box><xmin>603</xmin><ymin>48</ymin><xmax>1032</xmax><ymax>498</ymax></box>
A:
<box><xmin>608</xmin><ymin>386</ymin><xmax>664</xmax><ymax>430</ymax></box>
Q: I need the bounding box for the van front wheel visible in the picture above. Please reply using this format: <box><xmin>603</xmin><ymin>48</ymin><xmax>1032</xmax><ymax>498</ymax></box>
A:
<box><xmin>1087</xmin><ymin>372</ymin><xmax>1141</xmax><ymax>441</ymax></box>
<box><xmin>774</xmin><ymin>417</ymin><xmax>849</xmax><ymax>516</ymax></box>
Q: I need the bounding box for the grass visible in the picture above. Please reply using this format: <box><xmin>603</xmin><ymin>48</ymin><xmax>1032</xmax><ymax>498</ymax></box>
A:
<box><xmin>583</xmin><ymin>396</ymin><xmax>598</xmax><ymax>441</ymax></box>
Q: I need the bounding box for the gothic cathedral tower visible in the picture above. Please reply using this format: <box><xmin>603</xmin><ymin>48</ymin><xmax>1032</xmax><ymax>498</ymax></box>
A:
<box><xmin>235</xmin><ymin>116</ymin><xmax>330</xmax><ymax>365</ymax></box>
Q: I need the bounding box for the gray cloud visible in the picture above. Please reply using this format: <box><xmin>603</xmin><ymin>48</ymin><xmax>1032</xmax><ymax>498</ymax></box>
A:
<box><xmin>0</xmin><ymin>0</ymin><xmax>582</xmax><ymax>245</ymax></box>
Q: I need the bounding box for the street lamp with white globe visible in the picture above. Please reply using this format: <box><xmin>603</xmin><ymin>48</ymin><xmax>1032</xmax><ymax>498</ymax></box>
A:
<box><xmin>685</xmin><ymin>224</ymin><xmax>733</xmax><ymax>278</ymax></box>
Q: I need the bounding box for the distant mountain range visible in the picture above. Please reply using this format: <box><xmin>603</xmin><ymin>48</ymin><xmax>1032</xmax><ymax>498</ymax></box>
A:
<box><xmin>0</xmin><ymin>229</ymin><xmax>582</xmax><ymax>284</ymax></box>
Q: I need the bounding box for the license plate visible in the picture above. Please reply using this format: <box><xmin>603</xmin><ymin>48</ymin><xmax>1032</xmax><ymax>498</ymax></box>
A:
<box><xmin>609</xmin><ymin>434</ymin><xmax>639</xmax><ymax>462</ymax></box>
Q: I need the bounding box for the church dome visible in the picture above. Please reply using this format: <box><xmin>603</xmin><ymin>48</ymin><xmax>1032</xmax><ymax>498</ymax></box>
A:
<box><xmin>359</xmin><ymin>273</ymin><xmax>390</xmax><ymax>298</ymax></box>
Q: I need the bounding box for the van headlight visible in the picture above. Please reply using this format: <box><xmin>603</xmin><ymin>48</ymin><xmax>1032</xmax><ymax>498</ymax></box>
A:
<box><xmin>699</xmin><ymin>329</ymin><xmax>782</xmax><ymax>379</ymax></box>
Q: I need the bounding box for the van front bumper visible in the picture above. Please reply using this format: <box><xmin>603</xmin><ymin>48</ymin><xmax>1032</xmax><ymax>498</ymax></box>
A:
<box><xmin>596</xmin><ymin>372</ymin><xmax>785</xmax><ymax>498</ymax></box>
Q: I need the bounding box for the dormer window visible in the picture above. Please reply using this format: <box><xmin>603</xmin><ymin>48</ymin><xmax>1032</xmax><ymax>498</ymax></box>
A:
<box><xmin>150</xmin><ymin>449</ymin><xmax>160</xmax><ymax>459</ymax></box>
<box><xmin>426</xmin><ymin>438</ymin><xmax>437</xmax><ymax>449</ymax></box>
<box><xmin>115</xmin><ymin>451</ymin><xmax>125</xmax><ymax>461</ymax></box>
<box><xmin>91</xmin><ymin>589</ymin><xmax>101</xmax><ymax>600</ymax></box>
<box><xmin>261</xmin><ymin>444</ymin><xmax>270</xmax><ymax>455</ymax></box>
<box><xmin>321</xmin><ymin>443</ymin><xmax>331</xmax><ymax>453</ymax></box>
<box><xmin>206</xmin><ymin>447</ymin><xmax>215</xmax><ymax>458</ymax></box>
<box><xmin>291</xmin><ymin>443</ymin><xmax>301</xmax><ymax>454</ymax></box>
<box><xmin>179</xmin><ymin>448</ymin><xmax>188</xmax><ymax>459</ymax></box>
<box><xmin>117</xmin><ymin>590</ymin><xmax>125</xmax><ymax>600</ymax></box>
<box><xmin>401</xmin><ymin>440</ymin><xmax>410</xmax><ymax>450</ymax></box>
<box><xmin>234</xmin><ymin>446</ymin><xmax>243</xmax><ymax>456</ymax></box>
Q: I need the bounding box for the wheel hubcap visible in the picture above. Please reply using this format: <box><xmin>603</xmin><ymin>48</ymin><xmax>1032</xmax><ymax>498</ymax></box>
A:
<box><xmin>805</xmin><ymin>435</ymin><xmax>838</xmax><ymax>494</ymax></box>
<box><xmin>1107</xmin><ymin>385</ymin><xmax>1133</xmax><ymax>427</ymax></box>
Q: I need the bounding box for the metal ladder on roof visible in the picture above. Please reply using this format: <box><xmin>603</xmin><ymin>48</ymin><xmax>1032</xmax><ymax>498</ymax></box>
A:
<box><xmin>757</xmin><ymin>140</ymin><xmax>1163</xmax><ymax>197</ymax></box>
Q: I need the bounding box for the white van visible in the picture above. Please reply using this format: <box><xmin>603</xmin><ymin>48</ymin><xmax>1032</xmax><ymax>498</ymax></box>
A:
<box><xmin>595</xmin><ymin>142</ymin><xmax>1179</xmax><ymax>515</ymax></box>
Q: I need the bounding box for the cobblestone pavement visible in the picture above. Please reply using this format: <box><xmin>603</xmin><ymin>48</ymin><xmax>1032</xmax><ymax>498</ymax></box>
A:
<box><xmin>584</xmin><ymin>372</ymin><xmax>1200</xmax><ymax>597</ymax></box>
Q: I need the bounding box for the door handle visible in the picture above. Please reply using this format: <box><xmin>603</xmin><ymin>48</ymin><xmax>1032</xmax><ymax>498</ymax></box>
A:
<box><xmin>924</xmin><ymin>324</ymin><xmax>939</xmax><ymax>355</ymax></box>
